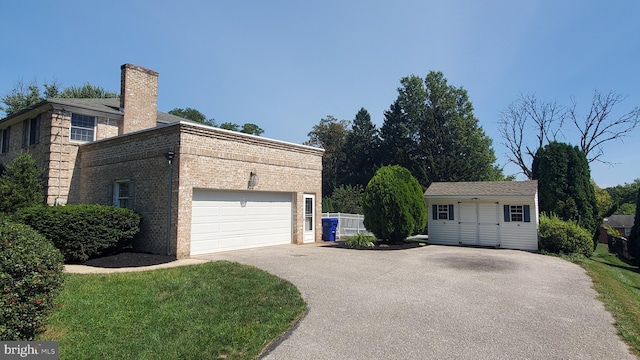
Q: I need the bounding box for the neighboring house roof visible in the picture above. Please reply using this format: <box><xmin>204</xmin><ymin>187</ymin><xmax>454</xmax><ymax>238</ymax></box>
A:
<box><xmin>1</xmin><ymin>97</ymin><xmax>200</xmax><ymax>125</ymax></box>
<box><xmin>425</xmin><ymin>180</ymin><xmax>538</xmax><ymax>197</ymax></box>
<box><xmin>603</xmin><ymin>215</ymin><xmax>635</xmax><ymax>228</ymax></box>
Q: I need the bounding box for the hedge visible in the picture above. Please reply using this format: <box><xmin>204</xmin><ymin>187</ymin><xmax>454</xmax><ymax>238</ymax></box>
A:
<box><xmin>16</xmin><ymin>204</ymin><xmax>141</xmax><ymax>263</ymax></box>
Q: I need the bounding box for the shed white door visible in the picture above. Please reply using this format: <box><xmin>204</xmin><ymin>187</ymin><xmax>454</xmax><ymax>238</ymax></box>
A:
<box><xmin>458</xmin><ymin>202</ymin><xmax>500</xmax><ymax>247</ymax></box>
<box><xmin>478</xmin><ymin>203</ymin><xmax>500</xmax><ymax>247</ymax></box>
<box><xmin>459</xmin><ymin>202</ymin><xmax>478</xmax><ymax>245</ymax></box>
<box><xmin>190</xmin><ymin>190</ymin><xmax>292</xmax><ymax>255</ymax></box>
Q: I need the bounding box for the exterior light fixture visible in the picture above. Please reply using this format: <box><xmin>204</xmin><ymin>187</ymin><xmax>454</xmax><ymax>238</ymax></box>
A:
<box><xmin>248</xmin><ymin>170</ymin><xmax>258</xmax><ymax>189</ymax></box>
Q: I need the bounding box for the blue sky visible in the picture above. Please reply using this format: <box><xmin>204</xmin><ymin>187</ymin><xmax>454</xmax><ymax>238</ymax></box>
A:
<box><xmin>2</xmin><ymin>0</ymin><xmax>639</xmax><ymax>188</ymax></box>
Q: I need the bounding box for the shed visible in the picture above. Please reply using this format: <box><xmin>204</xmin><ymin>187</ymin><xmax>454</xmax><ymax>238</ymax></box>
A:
<box><xmin>424</xmin><ymin>181</ymin><xmax>539</xmax><ymax>251</ymax></box>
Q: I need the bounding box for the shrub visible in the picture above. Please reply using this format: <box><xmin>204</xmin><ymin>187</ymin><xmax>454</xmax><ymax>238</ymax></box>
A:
<box><xmin>0</xmin><ymin>152</ymin><xmax>45</xmax><ymax>215</ymax></box>
<box><xmin>0</xmin><ymin>220</ymin><xmax>64</xmax><ymax>340</ymax></box>
<box><xmin>538</xmin><ymin>214</ymin><xmax>594</xmax><ymax>257</ymax></box>
<box><xmin>362</xmin><ymin>165</ymin><xmax>426</xmax><ymax>242</ymax></box>
<box><xmin>346</xmin><ymin>233</ymin><xmax>376</xmax><ymax>248</ymax></box>
<box><xmin>16</xmin><ymin>204</ymin><xmax>141</xmax><ymax>263</ymax></box>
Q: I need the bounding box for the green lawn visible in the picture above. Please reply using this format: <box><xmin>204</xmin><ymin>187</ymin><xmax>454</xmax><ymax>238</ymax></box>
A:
<box><xmin>38</xmin><ymin>261</ymin><xmax>306</xmax><ymax>360</ymax></box>
<box><xmin>575</xmin><ymin>243</ymin><xmax>640</xmax><ymax>356</ymax></box>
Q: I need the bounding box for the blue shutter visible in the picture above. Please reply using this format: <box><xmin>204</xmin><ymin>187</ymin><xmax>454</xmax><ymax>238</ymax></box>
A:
<box><xmin>524</xmin><ymin>205</ymin><xmax>531</xmax><ymax>222</ymax></box>
<box><xmin>504</xmin><ymin>205</ymin><xmax>510</xmax><ymax>222</ymax></box>
<box><xmin>448</xmin><ymin>204</ymin><xmax>454</xmax><ymax>220</ymax></box>
<box><xmin>432</xmin><ymin>205</ymin><xmax>437</xmax><ymax>220</ymax></box>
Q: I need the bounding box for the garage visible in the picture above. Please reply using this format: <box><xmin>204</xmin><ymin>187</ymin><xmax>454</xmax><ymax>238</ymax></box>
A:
<box><xmin>190</xmin><ymin>189</ymin><xmax>293</xmax><ymax>255</ymax></box>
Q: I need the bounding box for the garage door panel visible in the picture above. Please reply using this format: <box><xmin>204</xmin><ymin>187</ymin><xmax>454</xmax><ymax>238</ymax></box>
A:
<box><xmin>190</xmin><ymin>190</ymin><xmax>292</xmax><ymax>255</ymax></box>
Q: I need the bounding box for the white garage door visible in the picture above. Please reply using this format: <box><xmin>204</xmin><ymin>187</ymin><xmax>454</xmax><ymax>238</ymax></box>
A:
<box><xmin>190</xmin><ymin>190</ymin><xmax>293</xmax><ymax>255</ymax></box>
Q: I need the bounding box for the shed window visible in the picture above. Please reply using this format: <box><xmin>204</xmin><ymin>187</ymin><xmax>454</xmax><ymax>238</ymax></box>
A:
<box><xmin>432</xmin><ymin>204</ymin><xmax>455</xmax><ymax>220</ymax></box>
<box><xmin>504</xmin><ymin>205</ymin><xmax>531</xmax><ymax>222</ymax></box>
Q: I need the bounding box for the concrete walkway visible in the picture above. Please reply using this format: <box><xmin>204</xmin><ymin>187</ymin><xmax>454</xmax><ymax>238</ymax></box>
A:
<box><xmin>195</xmin><ymin>244</ymin><xmax>634</xmax><ymax>360</ymax></box>
<box><xmin>64</xmin><ymin>258</ymin><xmax>207</xmax><ymax>274</ymax></box>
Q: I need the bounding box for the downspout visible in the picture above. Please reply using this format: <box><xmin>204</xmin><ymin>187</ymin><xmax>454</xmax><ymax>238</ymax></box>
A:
<box><xmin>164</xmin><ymin>151</ymin><xmax>175</xmax><ymax>256</ymax></box>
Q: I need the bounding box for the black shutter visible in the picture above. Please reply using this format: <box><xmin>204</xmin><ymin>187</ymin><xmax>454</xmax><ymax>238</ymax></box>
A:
<box><xmin>448</xmin><ymin>204</ymin><xmax>454</xmax><ymax>220</ymax></box>
<box><xmin>432</xmin><ymin>205</ymin><xmax>437</xmax><ymax>220</ymax></box>
<box><xmin>108</xmin><ymin>182</ymin><xmax>114</xmax><ymax>206</ymax></box>
<box><xmin>504</xmin><ymin>205</ymin><xmax>510</xmax><ymax>222</ymax></box>
<box><xmin>524</xmin><ymin>205</ymin><xmax>531</xmax><ymax>222</ymax></box>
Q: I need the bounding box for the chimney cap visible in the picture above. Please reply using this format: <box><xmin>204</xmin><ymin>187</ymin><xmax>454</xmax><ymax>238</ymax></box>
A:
<box><xmin>121</xmin><ymin>63</ymin><xmax>158</xmax><ymax>77</ymax></box>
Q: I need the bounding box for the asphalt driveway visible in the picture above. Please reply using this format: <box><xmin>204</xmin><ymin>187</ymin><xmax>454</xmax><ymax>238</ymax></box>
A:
<box><xmin>195</xmin><ymin>244</ymin><xmax>634</xmax><ymax>360</ymax></box>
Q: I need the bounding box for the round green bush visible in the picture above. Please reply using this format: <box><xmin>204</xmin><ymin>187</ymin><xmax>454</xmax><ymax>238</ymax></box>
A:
<box><xmin>363</xmin><ymin>165</ymin><xmax>426</xmax><ymax>242</ymax></box>
<box><xmin>538</xmin><ymin>214</ymin><xmax>593</xmax><ymax>257</ymax></box>
<box><xmin>0</xmin><ymin>220</ymin><xmax>64</xmax><ymax>340</ymax></box>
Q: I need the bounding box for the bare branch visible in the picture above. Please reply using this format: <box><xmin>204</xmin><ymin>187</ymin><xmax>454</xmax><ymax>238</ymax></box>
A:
<box><xmin>498</xmin><ymin>93</ymin><xmax>565</xmax><ymax>179</ymax></box>
<box><xmin>569</xmin><ymin>90</ymin><xmax>640</xmax><ymax>163</ymax></box>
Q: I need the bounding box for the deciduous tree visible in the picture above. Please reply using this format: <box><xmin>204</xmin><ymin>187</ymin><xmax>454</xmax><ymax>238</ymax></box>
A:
<box><xmin>499</xmin><ymin>91</ymin><xmax>640</xmax><ymax>178</ymax></box>
<box><xmin>393</xmin><ymin>71</ymin><xmax>500</xmax><ymax>187</ymax></box>
<box><xmin>168</xmin><ymin>107</ymin><xmax>216</xmax><ymax>126</ymax></box>
<box><xmin>1</xmin><ymin>80</ymin><xmax>116</xmax><ymax>117</ymax></box>
<box><xmin>305</xmin><ymin>115</ymin><xmax>350</xmax><ymax>195</ymax></box>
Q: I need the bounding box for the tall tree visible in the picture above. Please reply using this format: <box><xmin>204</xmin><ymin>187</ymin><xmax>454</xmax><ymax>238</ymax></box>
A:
<box><xmin>304</xmin><ymin>115</ymin><xmax>350</xmax><ymax>195</ymax></box>
<box><xmin>532</xmin><ymin>141</ymin><xmax>598</xmax><ymax>234</ymax></box>
<box><xmin>394</xmin><ymin>71</ymin><xmax>500</xmax><ymax>187</ymax></box>
<box><xmin>342</xmin><ymin>108</ymin><xmax>379</xmax><ymax>188</ymax></box>
<box><xmin>168</xmin><ymin>107</ymin><xmax>216</xmax><ymax>126</ymax></box>
<box><xmin>379</xmin><ymin>100</ymin><xmax>416</xmax><ymax>173</ymax></box>
<box><xmin>499</xmin><ymin>91</ymin><xmax>640</xmax><ymax>178</ymax></box>
<box><xmin>1</xmin><ymin>80</ymin><xmax>117</xmax><ymax>117</ymax></box>
<box><xmin>168</xmin><ymin>108</ymin><xmax>263</xmax><ymax>135</ymax></box>
<box><xmin>240</xmin><ymin>123</ymin><xmax>264</xmax><ymax>136</ymax></box>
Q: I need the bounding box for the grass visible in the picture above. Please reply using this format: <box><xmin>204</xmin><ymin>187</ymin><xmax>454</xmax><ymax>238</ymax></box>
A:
<box><xmin>574</xmin><ymin>243</ymin><xmax>640</xmax><ymax>356</ymax></box>
<box><xmin>38</xmin><ymin>261</ymin><xmax>306</xmax><ymax>360</ymax></box>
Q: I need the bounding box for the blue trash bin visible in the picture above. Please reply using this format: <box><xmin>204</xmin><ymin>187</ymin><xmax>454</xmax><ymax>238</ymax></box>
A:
<box><xmin>322</xmin><ymin>218</ymin><xmax>339</xmax><ymax>241</ymax></box>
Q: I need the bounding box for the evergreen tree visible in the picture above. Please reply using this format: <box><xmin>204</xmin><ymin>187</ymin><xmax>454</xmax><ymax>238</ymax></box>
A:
<box><xmin>393</xmin><ymin>71</ymin><xmax>500</xmax><ymax>187</ymax></box>
<box><xmin>379</xmin><ymin>100</ymin><xmax>417</xmax><ymax>175</ymax></box>
<box><xmin>532</xmin><ymin>142</ymin><xmax>598</xmax><ymax>234</ymax></box>
<box><xmin>0</xmin><ymin>152</ymin><xmax>45</xmax><ymax>214</ymax></box>
<box><xmin>342</xmin><ymin>108</ymin><xmax>379</xmax><ymax>188</ymax></box>
<box><xmin>363</xmin><ymin>165</ymin><xmax>426</xmax><ymax>242</ymax></box>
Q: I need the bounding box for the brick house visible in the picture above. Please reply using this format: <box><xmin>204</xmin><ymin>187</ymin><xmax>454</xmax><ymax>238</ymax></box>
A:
<box><xmin>0</xmin><ymin>64</ymin><xmax>324</xmax><ymax>258</ymax></box>
<box><xmin>598</xmin><ymin>214</ymin><xmax>635</xmax><ymax>243</ymax></box>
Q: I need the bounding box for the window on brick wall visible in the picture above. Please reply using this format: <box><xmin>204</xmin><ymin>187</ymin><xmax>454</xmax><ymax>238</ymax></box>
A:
<box><xmin>113</xmin><ymin>180</ymin><xmax>135</xmax><ymax>209</ymax></box>
<box><xmin>1</xmin><ymin>127</ymin><xmax>10</xmax><ymax>154</ymax></box>
<box><xmin>22</xmin><ymin>116</ymin><xmax>39</xmax><ymax>147</ymax></box>
<box><xmin>70</xmin><ymin>113</ymin><xmax>96</xmax><ymax>142</ymax></box>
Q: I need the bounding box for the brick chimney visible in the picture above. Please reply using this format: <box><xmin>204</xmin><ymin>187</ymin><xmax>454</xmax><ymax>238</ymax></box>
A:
<box><xmin>120</xmin><ymin>64</ymin><xmax>158</xmax><ymax>133</ymax></box>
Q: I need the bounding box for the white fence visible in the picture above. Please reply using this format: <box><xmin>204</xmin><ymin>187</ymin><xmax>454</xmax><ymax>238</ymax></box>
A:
<box><xmin>321</xmin><ymin>212</ymin><xmax>372</xmax><ymax>240</ymax></box>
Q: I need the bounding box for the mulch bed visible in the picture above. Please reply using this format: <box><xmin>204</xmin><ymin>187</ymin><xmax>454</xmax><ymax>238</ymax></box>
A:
<box><xmin>82</xmin><ymin>252</ymin><xmax>177</xmax><ymax>268</ymax></box>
